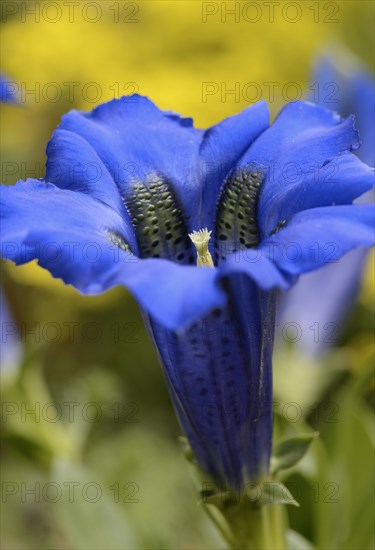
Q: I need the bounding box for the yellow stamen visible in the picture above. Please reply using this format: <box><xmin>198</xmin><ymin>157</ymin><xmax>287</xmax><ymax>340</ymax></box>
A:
<box><xmin>189</xmin><ymin>228</ymin><xmax>214</xmax><ymax>268</ymax></box>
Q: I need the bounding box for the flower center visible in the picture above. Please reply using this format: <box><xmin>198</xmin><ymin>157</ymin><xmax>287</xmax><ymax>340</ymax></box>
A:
<box><xmin>122</xmin><ymin>169</ymin><xmax>263</xmax><ymax>265</ymax></box>
<box><xmin>215</xmin><ymin>168</ymin><xmax>263</xmax><ymax>261</ymax></box>
<box><xmin>125</xmin><ymin>177</ymin><xmax>194</xmax><ymax>264</ymax></box>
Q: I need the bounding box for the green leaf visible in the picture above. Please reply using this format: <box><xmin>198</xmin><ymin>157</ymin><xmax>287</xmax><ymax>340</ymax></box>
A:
<box><xmin>51</xmin><ymin>458</ymin><xmax>139</xmax><ymax>549</ymax></box>
<box><xmin>200</xmin><ymin>481</ymin><xmax>299</xmax><ymax>508</ymax></box>
<box><xmin>257</xmin><ymin>481</ymin><xmax>300</xmax><ymax>507</ymax></box>
<box><xmin>271</xmin><ymin>432</ymin><xmax>319</xmax><ymax>474</ymax></box>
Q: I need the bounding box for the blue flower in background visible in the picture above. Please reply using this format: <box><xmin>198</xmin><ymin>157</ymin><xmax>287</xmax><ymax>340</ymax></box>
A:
<box><xmin>0</xmin><ymin>73</ymin><xmax>20</xmax><ymax>103</ymax></box>
<box><xmin>278</xmin><ymin>51</ymin><xmax>375</xmax><ymax>356</ymax></box>
<box><xmin>1</xmin><ymin>96</ymin><xmax>374</xmax><ymax>488</ymax></box>
<box><xmin>309</xmin><ymin>51</ymin><xmax>374</xmax><ymax>165</ymax></box>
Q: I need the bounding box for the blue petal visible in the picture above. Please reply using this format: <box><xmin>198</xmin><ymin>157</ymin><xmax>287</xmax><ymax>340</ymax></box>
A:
<box><xmin>0</xmin><ymin>73</ymin><xmax>19</xmax><ymax>103</ymax></box>
<box><xmin>260</xmin><ymin>153</ymin><xmax>374</xmax><ymax>235</ymax></box>
<box><xmin>219</xmin><ymin>248</ymin><xmax>292</xmax><ymax>290</ymax></box>
<box><xmin>147</xmin><ymin>276</ymin><xmax>275</xmax><ymax>489</ymax></box>
<box><xmin>51</xmin><ymin>95</ymin><xmax>204</xmax><ymax>228</ymax></box>
<box><xmin>113</xmin><ymin>260</ymin><xmax>227</xmax><ymax>330</ymax></box>
<box><xmin>260</xmin><ymin>204</ymin><xmax>375</xmax><ymax>275</ymax></box>
<box><xmin>235</xmin><ymin>101</ymin><xmax>360</xmax><ymax>236</ymax></box>
<box><xmin>1</xmin><ymin>180</ymin><xmax>226</xmax><ymax>329</ymax></box>
<box><xmin>46</xmin><ymin>129</ymin><xmax>127</xmax><ymax>217</ymax></box>
<box><xmin>199</xmin><ymin>101</ymin><xmax>269</xmax><ymax>229</ymax></box>
<box><xmin>351</xmin><ymin>72</ymin><xmax>375</xmax><ymax>166</ymax></box>
<box><xmin>1</xmin><ymin>179</ymin><xmax>138</xmax><ymax>289</ymax></box>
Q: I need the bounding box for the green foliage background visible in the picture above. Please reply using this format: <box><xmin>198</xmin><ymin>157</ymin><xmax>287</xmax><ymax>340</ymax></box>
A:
<box><xmin>1</xmin><ymin>1</ymin><xmax>374</xmax><ymax>548</ymax></box>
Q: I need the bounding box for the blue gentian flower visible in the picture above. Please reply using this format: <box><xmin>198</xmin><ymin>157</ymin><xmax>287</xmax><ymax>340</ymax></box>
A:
<box><xmin>0</xmin><ymin>73</ymin><xmax>19</xmax><ymax>103</ymax></box>
<box><xmin>278</xmin><ymin>52</ymin><xmax>375</xmax><ymax>356</ymax></box>
<box><xmin>1</xmin><ymin>96</ymin><xmax>374</xmax><ymax>489</ymax></box>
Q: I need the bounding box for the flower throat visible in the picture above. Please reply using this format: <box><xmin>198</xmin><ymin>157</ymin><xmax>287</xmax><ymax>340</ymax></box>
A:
<box><xmin>124</xmin><ymin>169</ymin><xmax>263</xmax><ymax>265</ymax></box>
<box><xmin>125</xmin><ymin>177</ymin><xmax>194</xmax><ymax>264</ymax></box>
<box><xmin>215</xmin><ymin>168</ymin><xmax>263</xmax><ymax>262</ymax></box>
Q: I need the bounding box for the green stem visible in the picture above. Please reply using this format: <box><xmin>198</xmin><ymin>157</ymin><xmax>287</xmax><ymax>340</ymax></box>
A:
<box><xmin>269</xmin><ymin>504</ymin><xmax>288</xmax><ymax>549</ymax></box>
<box><xmin>230</xmin><ymin>504</ymin><xmax>287</xmax><ymax>550</ymax></box>
<box><xmin>204</xmin><ymin>501</ymin><xmax>288</xmax><ymax>550</ymax></box>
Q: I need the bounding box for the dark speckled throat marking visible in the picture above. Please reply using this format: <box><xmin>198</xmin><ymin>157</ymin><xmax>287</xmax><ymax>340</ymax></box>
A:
<box><xmin>125</xmin><ymin>177</ymin><xmax>194</xmax><ymax>263</ymax></box>
<box><xmin>215</xmin><ymin>169</ymin><xmax>263</xmax><ymax>261</ymax></box>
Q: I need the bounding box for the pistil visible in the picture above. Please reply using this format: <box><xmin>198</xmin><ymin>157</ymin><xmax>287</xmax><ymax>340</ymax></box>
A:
<box><xmin>189</xmin><ymin>228</ymin><xmax>214</xmax><ymax>267</ymax></box>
